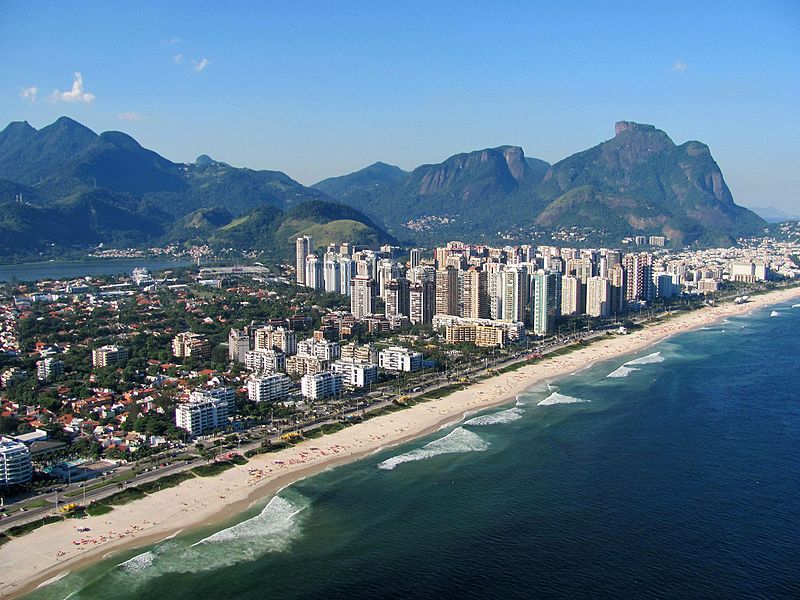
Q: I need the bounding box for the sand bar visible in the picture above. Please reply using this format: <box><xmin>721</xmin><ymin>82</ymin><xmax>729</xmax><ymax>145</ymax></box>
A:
<box><xmin>2</xmin><ymin>285</ymin><xmax>799</xmax><ymax>598</ymax></box>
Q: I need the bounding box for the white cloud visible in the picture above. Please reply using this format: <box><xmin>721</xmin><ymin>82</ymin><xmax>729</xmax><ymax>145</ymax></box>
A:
<box><xmin>20</xmin><ymin>86</ymin><xmax>39</xmax><ymax>102</ymax></box>
<box><xmin>51</xmin><ymin>72</ymin><xmax>95</xmax><ymax>103</ymax></box>
<box><xmin>192</xmin><ymin>58</ymin><xmax>209</xmax><ymax>72</ymax></box>
<box><xmin>173</xmin><ymin>53</ymin><xmax>183</xmax><ymax>64</ymax></box>
<box><xmin>118</xmin><ymin>112</ymin><xmax>145</xmax><ymax>122</ymax></box>
<box><xmin>672</xmin><ymin>59</ymin><xmax>687</xmax><ymax>72</ymax></box>
<box><xmin>161</xmin><ymin>37</ymin><xmax>181</xmax><ymax>45</ymax></box>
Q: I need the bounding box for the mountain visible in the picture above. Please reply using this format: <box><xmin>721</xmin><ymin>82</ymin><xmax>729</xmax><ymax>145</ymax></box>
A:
<box><xmin>313</xmin><ymin>146</ymin><xmax>551</xmax><ymax>242</ymax></box>
<box><xmin>0</xmin><ymin>117</ymin><xmax>330</xmax><ymax>216</ymax></box>
<box><xmin>534</xmin><ymin>121</ymin><xmax>764</xmax><ymax>245</ymax></box>
<box><xmin>0</xmin><ymin>117</ymin><xmax>390</xmax><ymax>259</ymax></box>
<box><xmin>315</xmin><ymin>122</ymin><xmax>764</xmax><ymax>246</ymax></box>
<box><xmin>745</xmin><ymin>205</ymin><xmax>799</xmax><ymax>223</ymax></box>
<box><xmin>0</xmin><ymin>117</ymin><xmax>767</xmax><ymax>257</ymax></box>
<box><xmin>173</xmin><ymin>200</ymin><xmax>396</xmax><ymax>255</ymax></box>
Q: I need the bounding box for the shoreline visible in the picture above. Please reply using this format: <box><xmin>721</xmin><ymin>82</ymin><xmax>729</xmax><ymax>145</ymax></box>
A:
<box><xmin>3</xmin><ymin>285</ymin><xmax>800</xmax><ymax>598</ymax></box>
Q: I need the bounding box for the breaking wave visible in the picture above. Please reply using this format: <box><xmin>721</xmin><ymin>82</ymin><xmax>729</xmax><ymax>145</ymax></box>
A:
<box><xmin>378</xmin><ymin>427</ymin><xmax>489</xmax><ymax>471</ymax></box>
<box><xmin>118</xmin><ymin>550</ymin><xmax>156</xmax><ymax>573</ymax></box>
<box><xmin>111</xmin><ymin>494</ymin><xmax>308</xmax><ymax>585</ymax></box>
<box><xmin>538</xmin><ymin>392</ymin><xmax>590</xmax><ymax>406</ymax></box>
<box><xmin>607</xmin><ymin>365</ymin><xmax>639</xmax><ymax>378</ymax></box>
<box><xmin>464</xmin><ymin>407</ymin><xmax>524</xmax><ymax>426</ymax></box>
<box><xmin>626</xmin><ymin>352</ymin><xmax>665</xmax><ymax>366</ymax></box>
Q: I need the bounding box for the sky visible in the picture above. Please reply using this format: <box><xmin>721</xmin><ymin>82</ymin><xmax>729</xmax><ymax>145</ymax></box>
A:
<box><xmin>1</xmin><ymin>1</ymin><xmax>799</xmax><ymax>212</ymax></box>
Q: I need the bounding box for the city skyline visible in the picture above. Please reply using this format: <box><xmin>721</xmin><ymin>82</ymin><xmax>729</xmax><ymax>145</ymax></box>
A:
<box><xmin>1</xmin><ymin>1</ymin><xmax>798</xmax><ymax>212</ymax></box>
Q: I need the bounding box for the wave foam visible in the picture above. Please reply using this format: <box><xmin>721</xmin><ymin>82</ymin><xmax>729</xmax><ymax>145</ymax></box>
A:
<box><xmin>464</xmin><ymin>407</ymin><xmax>524</xmax><ymax>426</ymax></box>
<box><xmin>118</xmin><ymin>550</ymin><xmax>156</xmax><ymax>573</ymax></box>
<box><xmin>607</xmin><ymin>365</ymin><xmax>639</xmax><ymax>378</ymax></box>
<box><xmin>378</xmin><ymin>427</ymin><xmax>489</xmax><ymax>471</ymax></box>
<box><xmin>197</xmin><ymin>495</ymin><xmax>304</xmax><ymax>547</ymax></box>
<box><xmin>538</xmin><ymin>392</ymin><xmax>590</xmax><ymax>406</ymax></box>
<box><xmin>625</xmin><ymin>351</ymin><xmax>664</xmax><ymax>366</ymax></box>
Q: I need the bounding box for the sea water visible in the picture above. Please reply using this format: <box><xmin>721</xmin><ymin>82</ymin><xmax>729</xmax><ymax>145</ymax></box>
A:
<box><xmin>27</xmin><ymin>302</ymin><xmax>800</xmax><ymax>599</ymax></box>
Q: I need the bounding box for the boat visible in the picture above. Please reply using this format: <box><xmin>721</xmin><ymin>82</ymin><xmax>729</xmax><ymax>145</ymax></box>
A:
<box><xmin>515</xmin><ymin>395</ymin><xmax>524</xmax><ymax>407</ymax></box>
<box><xmin>770</xmin><ymin>310</ymin><xmax>780</xmax><ymax>317</ymax></box>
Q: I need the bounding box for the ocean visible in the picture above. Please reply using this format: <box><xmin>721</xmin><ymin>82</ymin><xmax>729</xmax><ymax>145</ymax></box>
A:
<box><xmin>0</xmin><ymin>258</ymin><xmax>192</xmax><ymax>283</ymax></box>
<box><xmin>26</xmin><ymin>301</ymin><xmax>800</xmax><ymax>599</ymax></box>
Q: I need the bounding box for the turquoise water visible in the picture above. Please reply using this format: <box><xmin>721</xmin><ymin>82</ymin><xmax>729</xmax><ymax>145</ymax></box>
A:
<box><xmin>27</xmin><ymin>302</ymin><xmax>800</xmax><ymax>599</ymax></box>
<box><xmin>0</xmin><ymin>258</ymin><xmax>192</xmax><ymax>282</ymax></box>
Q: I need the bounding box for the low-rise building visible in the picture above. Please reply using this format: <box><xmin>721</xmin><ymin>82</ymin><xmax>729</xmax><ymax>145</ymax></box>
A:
<box><xmin>300</xmin><ymin>371</ymin><xmax>343</xmax><ymax>400</ymax></box>
<box><xmin>172</xmin><ymin>333</ymin><xmax>212</xmax><ymax>360</ymax></box>
<box><xmin>379</xmin><ymin>346</ymin><xmax>423</xmax><ymax>372</ymax></box>
<box><xmin>332</xmin><ymin>360</ymin><xmax>379</xmax><ymax>388</ymax></box>
<box><xmin>36</xmin><ymin>357</ymin><xmax>65</xmax><ymax>381</ymax></box>
<box><xmin>246</xmin><ymin>374</ymin><xmax>292</xmax><ymax>403</ymax></box>
<box><xmin>245</xmin><ymin>349</ymin><xmax>286</xmax><ymax>374</ymax></box>
<box><xmin>92</xmin><ymin>345</ymin><xmax>128</xmax><ymax>368</ymax></box>
<box><xmin>175</xmin><ymin>387</ymin><xmax>235</xmax><ymax>437</ymax></box>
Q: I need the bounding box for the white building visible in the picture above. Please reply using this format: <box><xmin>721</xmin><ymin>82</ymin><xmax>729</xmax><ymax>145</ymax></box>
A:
<box><xmin>245</xmin><ymin>349</ymin><xmax>286</xmax><ymax>374</ymax></box>
<box><xmin>0</xmin><ymin>437</ymin><xmax>33</xmax><ymax>485</ymax></box>
<box><xmin>300</xmin><ymin>371</ymin><xmax>343</xmax><ymax>400</ymax></box>
<box><xmin>92</xmin><ymin>345</ymin><xmax>128</xmax><ymax>367</ymax></box>
<box><xmin>332</xmin><ymin>360</ymin><xmax>379</xmax><ymax>388</ymax></box>
<box><xmin>247</xmin><ymin>373</ymin><xmax>292</xmax><ymax>403</ymax></box>
<box><xmin>228</xmin><ymin>328</ymin><xmax>251</xmax><ymax>363</ymax></box>
<box><xmin>297</xmin><ymin>339</ymin><xmax>341</xmax><ymax>361</ymax></box>
<box><xmin>379</xmin><ymin>346</ymin><xmax>423</xmax><ymax>372</ymax></box>
<box><xmin>586</xmin><ymin>276</ymin><xmax>611</xmax><ymax>317</ymax></box>
<box><xmin>36</xmin><ymin>357</ymin><xmax>65</xmax><ymax>381</ymax></box>
<box><xmin>175</xmin><ymin>388</ymin><xmax>235</xmax><ymax>436</ymax></box>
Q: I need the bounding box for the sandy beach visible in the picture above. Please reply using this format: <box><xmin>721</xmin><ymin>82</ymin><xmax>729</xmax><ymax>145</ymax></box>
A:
<box><xmin>2</xmin><ymin>285</ymin><xmax>799</xmax><ymax>598</ymax></box>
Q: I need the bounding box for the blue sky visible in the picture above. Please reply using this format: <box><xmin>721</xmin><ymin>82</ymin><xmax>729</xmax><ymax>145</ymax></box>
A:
<box><xmin>1</xmin><ymin>1</ymin><xmax>798</xmax><ymax>211</ymax></box>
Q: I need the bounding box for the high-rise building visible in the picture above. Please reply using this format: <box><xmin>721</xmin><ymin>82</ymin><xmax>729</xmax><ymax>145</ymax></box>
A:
<box><xmin>461</xmin><ymin>268</ymin><xmax>489</xmax><ymax>319</ymax></box>
<box><xmin>339</xmin><ymin>257</ymin><xmax>352</xmax><ymax>296</ymax></box>
<box><xmin>295</xmin><ymin>236</ymin><xmax>314</xmax><ymax>285</ymax></box>
<box><xmin>228</xmin><ymin>328</ymin><xmax>251</xmax><ymax>363</ymax></box>
<box><xmin>350</xmin><ymin>275</ymin><xmax>376</xmax><ymax>318</ymax></box>
<box><xmin>377</xmin><ymin>259</ymin><xmax>401</xmax><ymax>299</ymax></box>
<box><xmin>305</xmin><ymin>254</ymin><xmax>323</xmax><ymax>290</ymax></box>
<box><xmin>609</xmin><ymin>264</ymin><xmax>626</xmax><ymax>316</ymax></box>
<box><xmin>561</xmin><ymin>275</ymin><xmax>583</xmax><ymax>316</ymax></box>
<box><xmin>0</xmin><ymin>438</ymin><xmax>32</xmax><ymax>485</ymax></box>
<box><xmin>409</xmin><ymin>248</ymin><xmax>423</xmax><ymax>268</ymax></box>
<box><xmin>385</xmin><ymin>278</ymin><xmax>410</xmax><ymax>317</ymax></box>
<box><xmin>323</xmin><ymin>254</ymin><xmax>341</xmax><ymax>294</ymax></box>
<box><xmin>435</xmin><ymin>267</ymin><xmax>460</xmax><ymax>316</ymax></box>
<box><xmin>623</xmin><ymin>253</ymin><xmax>654</xmax><ymax>302</ymax></box>
<box><xmin>586</xmin><ymin>276</ymin><xmax>611</xmax><ymax>317</ymax></box>
<box><xmin>501</xmin><ymin>268</ymin><xmax>526</xmax><ymax>323</ymax></box>
<box><xmin>409</xmin><ymin>280</ymin><xmax>435</xmax><ymax>325</ymax></box>
<box><xmin>533</xmin><ymin>272</ymin><xmax>560</xmax><ymax>336</ymax></box>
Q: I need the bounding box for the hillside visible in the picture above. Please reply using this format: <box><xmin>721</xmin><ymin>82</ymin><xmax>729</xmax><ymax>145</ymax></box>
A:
<box><xmin>315</xmin><ymin>122</ymin><xmax>764</xmax><ymax>246</ymax></box>
<box><xmin>0</xmin><ymin>118</ymin><xmax>388</xmax><ymax>259</ymax></box>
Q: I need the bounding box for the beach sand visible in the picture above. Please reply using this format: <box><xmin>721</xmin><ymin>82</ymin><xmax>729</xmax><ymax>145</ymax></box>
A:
<box><xmin>2</xmin><ymin>286</ymin><xmax>799</xmax><ymax>598</ymax></box>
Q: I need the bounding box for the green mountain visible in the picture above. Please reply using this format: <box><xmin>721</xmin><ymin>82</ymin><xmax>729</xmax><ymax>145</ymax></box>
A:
<box><xmin>313</xmin><ymin>146</ymin><xmax>551</xmax><ymax>242</ymax></box>
<box><xmin>314</xmin><ymin>122</ymin><xmax>764</xmax><ymax>245</ymax></box>
<box><xmin>0</xmin><ymin>117</ymin><xmax>390</xmax><ymax>259</ymax></box>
